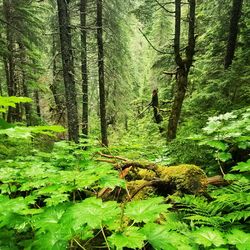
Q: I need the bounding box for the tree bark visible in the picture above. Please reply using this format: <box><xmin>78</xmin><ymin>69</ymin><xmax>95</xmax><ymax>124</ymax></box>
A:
<box><xmin>3</xmin><ymin>0</ymin><xmax>17</xmax><ymax>123</ymax></box>
<box><xmin>80</xmin><ymin>0</ymin><xmax>89</xmax><ymax>136</ymax></box>
<box><xmin>50</xmin><ymin>32</ymin><xmax>65</xmax><ymax>124</ymax></box>
<box><xmin>167</xmin><ymin>0</ymin><xmax>196</xmax><ymax>141</ymax></box>
<box><xmin>57</xmin><ymin>0</ymin><xmax>79</xmax><ymax>143</ymax></box>
<box><xmin>96</xmin><ymin>0</ymin><xmax>108</xmax><ymax>146</ymax></box>
<box><xmin>152</xmin><ymin>89</ymin><xmax>163</xmax><ymax>124</ymax></box>
<box><xmin>19</xmin><ymin>44</ymin><xmax>32</xmax><ymax>126</ymax></box>
<box><xmin>224</xmin><ymin>0</ymin><xmax>243</xmax><ymax>69</ymax></box>
<box><xmin>34</xmin><ymin>90</ymin><xmax>41</xmax><ymax>119</ymax></box>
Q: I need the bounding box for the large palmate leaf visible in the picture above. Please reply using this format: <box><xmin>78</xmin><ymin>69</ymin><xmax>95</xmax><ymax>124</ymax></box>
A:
<box><xmin>0</xmin><ymin>96</ymin><xmax>32</xmax><ymax>113</ymax></box>
<box><xmin>191</xmin><ymin>227</ymin><xmax>226</xmax><ymax>247</ymax></box>
<box><xmin>62</xmin><ymin>197</ymin><xmax>121</xmax><ymax>229</ymax></box>
<box><xmin>108</xmin><ymin>227</ymin><xmax>146</xmax><ymax>250</ymax></box>
<box><xmin>140</xmin><ymin>223</ymin><xmax>193</xmax><ymax>250</ymax></box>
<box><xmin>227</xmin><ymin>229</ymin><xmax>250</xmax><ymax>250</ymax></box>
<box><xmin>125</xmin><ymin>197</ymin><xmax>171</xmax><ymax>223</ymax></box>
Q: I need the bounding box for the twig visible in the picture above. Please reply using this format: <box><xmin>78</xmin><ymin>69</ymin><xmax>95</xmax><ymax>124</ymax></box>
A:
<box><xmin>137</xmin><ymin>102</ymin><xmax>152</xmax><ymax>118</ymax></box>
<box><xmin>153</xmin><ymin>0</ymin><xmax>176</xmax><ymax>14</ymax></box>
<box><xmin>95</xmin><ymin>158</ymin><xmax>116</xmax><ymax>164</ymax></box>
<box><xmin>74</xmin><ymin>239</ymin><xmax>87</xmax><ymax>250</ymax></box>
<box><xmin>0</xmin><ymin>18</ymin><xmax>23</xmax><ymax>34</ymax></box>
<box><xmin>138</xmin><ymin>28</ymin><xmax>173</xmax><ymax>55</ymax></box>
<box><xmin>101</xmin><ymin>224</ymin><xmax>111</xmax><ymax>250</ymax></box>
<box><xmin>97</xmin><ymin>152</ymin><xmax>128</xmax><ymax>162</ymax></box>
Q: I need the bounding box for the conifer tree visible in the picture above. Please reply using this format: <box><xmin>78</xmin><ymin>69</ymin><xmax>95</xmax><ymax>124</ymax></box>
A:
<box><xmin>57</xmin><ymin>0</ymin><xmax>79</xmax><ymax>143</ymax></box>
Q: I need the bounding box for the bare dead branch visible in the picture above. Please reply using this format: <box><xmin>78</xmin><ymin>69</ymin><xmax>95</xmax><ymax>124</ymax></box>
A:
<box><xmin>153</xmin><ymin>0</ymin><xmax>176</xmax><ymax>14</ymax></box>
<box><xmin>138</xmin><ymin>28</ymin><xmax>173</xmax><ymax>55</ymax></box>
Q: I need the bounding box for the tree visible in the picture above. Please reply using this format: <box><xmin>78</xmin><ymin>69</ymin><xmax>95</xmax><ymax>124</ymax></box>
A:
<box><xmin>2</xmin><ymin>0</ymin><xmax>46</xmax><ymax>124</ymax></box>
<box><xmin>224</xmin><ymin>0</ymin><xmax>243</xmax><ymax>69</ymax></box>
<box><xmin>80</xmin><ymin>0</ymin><xmax>89</xmax><ymax>136</ymax></box>
<box><xmin>167</xmin><ymin>0</ymin><xmax>196</xmax><ymax>141</ymax></box>
<box><xmin>96</xmin><ymin>0</ymin><xmax>108</xmax><ymax>146</ymax></box>
<box><xmin>57</xmin><ymin>0</ymin><xmax>79</xmax><ymax>143</ymax></box>
<box><xmin>3</xmin><ymin>0</ymin><xmax>18</xmax><ymax>123</ymax></box>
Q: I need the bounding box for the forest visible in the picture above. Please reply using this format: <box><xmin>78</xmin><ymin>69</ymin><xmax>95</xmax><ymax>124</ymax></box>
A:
<box><xmin>0</xmin><ymin>0</ymin><xmax>249</xmax><ymax>249</ymax></box>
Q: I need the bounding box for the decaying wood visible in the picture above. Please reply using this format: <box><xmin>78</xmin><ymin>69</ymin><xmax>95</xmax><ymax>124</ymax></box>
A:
<box><xmin>96</xmin><ymin>152</ymin><xmax>228</xmax><ymax>200</ymax></box>
<box><xmin>207</xmin><ymin>175</ymin><xmax>229</xmax><ymax>186</ymax></box>
<box><xmin>96</xmin><ymin>153</ymin><xmax>230</xmax><ymax>200</ymax></box>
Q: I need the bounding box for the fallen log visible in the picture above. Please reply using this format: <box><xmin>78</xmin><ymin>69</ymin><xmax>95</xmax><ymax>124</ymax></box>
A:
<box><xmin>96</xmin><ymin>153</ymin><xmax>229</xmax><ymax>200</ymax></box>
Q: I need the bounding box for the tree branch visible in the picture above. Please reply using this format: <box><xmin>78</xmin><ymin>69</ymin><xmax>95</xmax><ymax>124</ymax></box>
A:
<box><xmin>153</xmin><ymin>0</ymin><xmax>175</xmax><ymax>14</ymax></box>
<box><xmin>139</xmin><ymin>28</ymin><xmax>173</xmax><ymax>55</ymax></box>
<box><xmin>0</xmin><ymin>18</ymin><xmax>23</xmax><ymax>34</ymax></box>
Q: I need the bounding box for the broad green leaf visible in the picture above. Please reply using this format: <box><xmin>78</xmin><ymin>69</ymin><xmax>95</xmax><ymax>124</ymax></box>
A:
<box><xmin>192</xmin><ymin>227</ymin><xmax>226</xmax><ymax>247</ymax></box>
<box><xmin>108</xmin><ymin>227</ymin><xmax>146</xmax><ymax>250</ymax></box>
<box><xmin>44</xmin><ymin>193</ymin><xmax>69</xmax><ymax>206</ymax></box>
<box><xmin>32</xmin><ymin>205</ymin><xmax>68</xmax><ymax>232</ymax></box>
<box><xmin>125</xmin><ymin>197</ymin><xmax>171</xmax><ymax>223</ymax></box>
<box><xmin>63</xmin><ymin>197</ymin><xmax>121</xmax><ymax>229</ymax></box>
<box><xmin>227</xmin><ymin>229</ymin><xmax>250</xmax><ymax>250</ymax></box>
<box><xmin>0</xmin><ymin>96</ymin><xmax>32</xmax><ymax>113</ymax></box>
<box><xmin>99</xmin><ymin>175</ymin><xmax>126</xmax><ymax>189</ymax></box>
<box><xmin>31</xmin><ymin>228</ymin><xmax>68</xmax><ymax>250</ymax></box>
<box><xmin>140</xmin><ymin>223</ymin><xmax>193</xmax><ymax>250</ymax></box>
<box><xmin>216</xmin><ymin>152</ymin><xmax>232</xmax><ymax>162</ymax></box>
<box><xmin>201</xmin><ymin>140</ymin><xmax>228</xmax><ymax>151</ymax></box>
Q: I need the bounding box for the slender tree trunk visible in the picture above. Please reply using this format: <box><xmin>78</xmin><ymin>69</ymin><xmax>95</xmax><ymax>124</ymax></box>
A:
<box><xmin>96</xmin><ymin>0</ymin><xmax>108</xmax><ymax>146</ymax></box>
<box><xmin>167</xmin><ymin>69</ymin><xmax>188</xmax><ymax>140</ymax></box>
<box><xmin>152</xmin><ymin>89</ymin><xmax>162</xmax><ymax>124</ymax></box>
<box><xmin>167</xmin><ymin>0</ymin><xmax>196</xmax><ymax>141</ymax></box>
<box><xmin>224</xmin><ymin>0</ymin><xmax>243</xmax><ymax>69</ymax></box>
<box><xmin>3</xmin><ymin>0</ymin><xmax>16</xmax><ymax>123</ymax></box>
<box><xmin>34</xmin><ymin>90</ymin><xmax>41</xmax><ymax>119</ymax></box>
<box><xmin>57</xmin><ymin>0</ymin><xmax>79</xmax><ymax>143</ymax></box>
<box><xmin>50</xmin><ymin>32</ymin><xmax>65</xmax><ymax>123</ymax></box>
<box><xmin>80</xmin><ymin>0</ymin><xmax>89</xmax><ymax>136</ymax></box>
<box><xmin>18</xmin><ymin>43</ymin><xmax>32</xmax><ymax>126</ymax></box>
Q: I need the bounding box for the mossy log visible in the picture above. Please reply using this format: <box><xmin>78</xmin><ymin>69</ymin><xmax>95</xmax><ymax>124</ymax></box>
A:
<box><xmin>125</xmin><ymin>164</ymin><xmax>207</xmax><ymax>200</ymax></box>
<box><xmin>96</xmin><ymin>153</ymin><xmax>214</xmax><ymax>200</ymax></box>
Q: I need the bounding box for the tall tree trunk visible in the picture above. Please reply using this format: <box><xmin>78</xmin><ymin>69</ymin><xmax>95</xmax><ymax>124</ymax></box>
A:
<box><xmin>3</xmin><ymin>0</ymin><xmax>17</xmax><ymax>123</ymax></box>
<box><xmin>152</xmin><ymin>89</ymin><xmax>163</xmax><ymax>124</ymax></box>
<box><xmin>96</xmin><ymin>0</ymin><xmax>108</xmax><ymax>146</ymax></box>
<box><xmin>57</xmin><ymin>0</ymin><xmax>79</xmax><ymax>143</ymax></box>
<box><xmin>34</xmin><ymin>90</ymin><xmax>41</xmax><ymax>119</ymax></box>
<box><xmin>19</xmin><ymin>43</ymin><xmax>32</xmax><ymax>126</ymax></box>
<box><xmin>50</xmin><ymin>32</ymin><xmax>65</xmax><ymax>123</ymax></box>
<box><xmin>224</xmin><ymin>0</ymin><xmax>243</xmax><ymax>69</ymax></box>
<box><xmin>80</xmin><ymin>0</ymin><xmax>89</xmax><ymax>136</ymax></box>
<box><xmin>167</xmin><ymin>0</ymin><xmax>196</xmax><ymax>141</ymax></box>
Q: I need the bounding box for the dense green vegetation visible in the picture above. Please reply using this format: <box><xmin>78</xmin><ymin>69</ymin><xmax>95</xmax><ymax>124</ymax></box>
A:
<box><xmin>0</xmin><ymin>0</ymin><xmax>249</xmax><ymax>249</ymax></box>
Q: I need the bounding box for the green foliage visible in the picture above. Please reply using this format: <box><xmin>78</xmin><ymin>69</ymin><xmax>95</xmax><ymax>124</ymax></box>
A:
<box><xmin>125</xmin><ymin>197</ymin><xmax>171</xmax><ymax>223</ymax></box>
<box><xmin>0</xmin><ymin>96</ymin><xmax>32</xmax><ymax>113</ymax></box>
<box><xmin>0</xmin><ymin>125</ymin><xmax>65</xmax><ymax>138</ymax></box>
<box><xmin>189</xmin><ymin>108</ymin><xmax>250</xmax><ymax>174</ymax></box>
<box><xmin>108</xmin><ymin>227</ymin><xmax>146</xmax><ymax>250</ymax></box>
<box><xmin>1</xmin><ymin>120</ymin><xmax>250</xmax><ymax>249</ymax></box>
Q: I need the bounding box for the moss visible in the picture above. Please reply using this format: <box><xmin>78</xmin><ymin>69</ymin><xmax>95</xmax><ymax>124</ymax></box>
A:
<box><xmin>0</xmin><ymin>144</ymin><xmax>10</xmax><ymax>159</ymax></box>
<box><xmin>157</xmin><ymin>164</ymin><xmax>207</xmax><ymax>194</ymax></box>
<box><xmin>127</xmin><ymin>180</ymin><xmax>154</xmax><ymax>200</ymax></box>
<box><xmin>137</xmin><ymin>169</ymin><xmax>156</xmax><ymax>180</ymax></box>
<box><xmin>32</xmin><ymin>134</ymin><xmax>55</xmax><ymax>152</ymax></box>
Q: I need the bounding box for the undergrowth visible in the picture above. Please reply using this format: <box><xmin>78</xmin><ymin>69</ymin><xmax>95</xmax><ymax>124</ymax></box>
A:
<box><xmin>0</xmin><ymin>99</ymin><xmax>249</xmax><ymax>249</ymax></box>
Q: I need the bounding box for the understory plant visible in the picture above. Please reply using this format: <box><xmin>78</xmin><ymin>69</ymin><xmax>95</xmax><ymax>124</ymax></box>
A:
<box><xmin>0</xmin><ymin>100</ymin><xmax>249</xmax><ymax>249</ymax></box>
